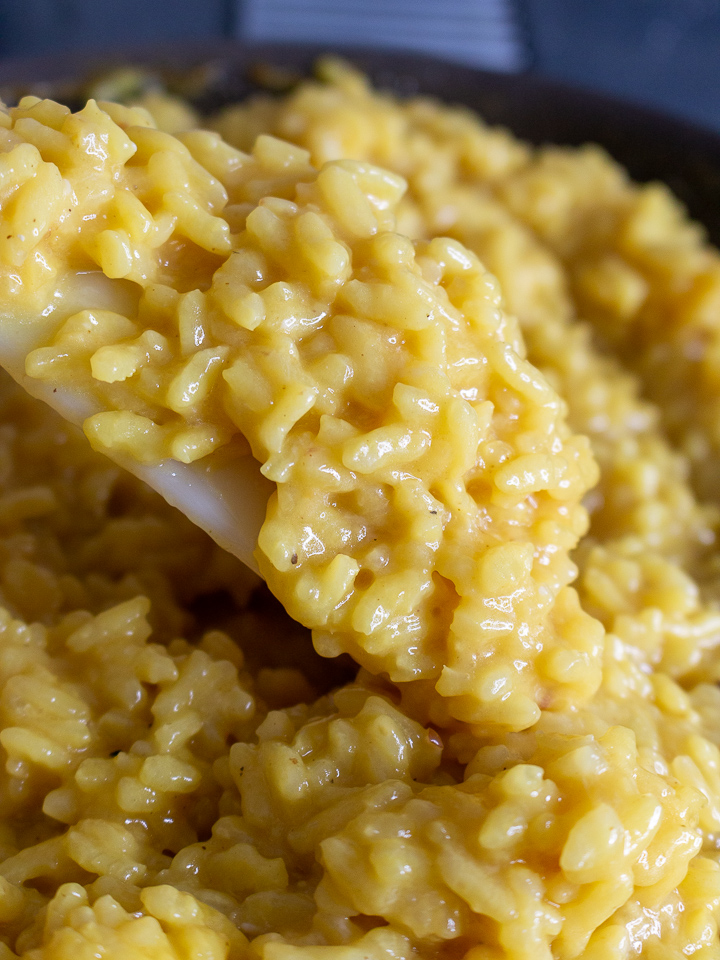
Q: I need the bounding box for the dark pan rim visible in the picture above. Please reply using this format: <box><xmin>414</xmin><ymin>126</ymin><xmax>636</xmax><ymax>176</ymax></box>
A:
<box><xmin>0</xmin><ymin>38</ymin><xmax>718</xmax><ymax>141</ymax></box>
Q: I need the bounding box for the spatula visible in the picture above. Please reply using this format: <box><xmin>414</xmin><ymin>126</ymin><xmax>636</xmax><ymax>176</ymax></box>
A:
<box><xmin>0</xmin><ymin>269</ymin><xmax>272</xmax><ymax>573</ymax></box>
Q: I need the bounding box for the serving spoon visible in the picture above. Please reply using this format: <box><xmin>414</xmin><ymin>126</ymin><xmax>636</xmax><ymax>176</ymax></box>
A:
<box><xmin>0</xmin><ymin>271</ymin><xmax>273</xmax><ymax>574</ymax></box>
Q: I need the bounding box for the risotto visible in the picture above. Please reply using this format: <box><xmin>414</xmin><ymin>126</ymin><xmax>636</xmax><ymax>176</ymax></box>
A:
<box><xmin>0</xmin><ymin>57</ymin><xmax>716</xmax><ymax>960</ymax></box>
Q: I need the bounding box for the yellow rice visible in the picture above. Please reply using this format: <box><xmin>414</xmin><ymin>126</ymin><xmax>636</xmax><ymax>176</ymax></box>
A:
<box><xmin>0</xmin><ymin>58</ymin><xmax>716</xmax><ymax>960</ymax></box>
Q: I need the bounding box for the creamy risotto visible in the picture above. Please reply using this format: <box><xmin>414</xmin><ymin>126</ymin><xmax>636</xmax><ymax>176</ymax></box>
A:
<box><xmin>0</xmin><ymin>57</ymin><xmax>717</xmax><ymax>960</ymax></box>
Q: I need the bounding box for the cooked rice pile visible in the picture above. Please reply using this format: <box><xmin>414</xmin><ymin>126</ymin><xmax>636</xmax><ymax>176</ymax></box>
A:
<box><xmin>0</xmin><ymin>59</ymin><xmax>717</xmax><ymax>960</ymax></box>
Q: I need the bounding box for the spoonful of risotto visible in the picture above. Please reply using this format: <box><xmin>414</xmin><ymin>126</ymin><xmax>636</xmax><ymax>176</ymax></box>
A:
<box><xmin>0</xmin><ymin>96</ymin><xmax>601</xmax><ymax>729</ymax></box>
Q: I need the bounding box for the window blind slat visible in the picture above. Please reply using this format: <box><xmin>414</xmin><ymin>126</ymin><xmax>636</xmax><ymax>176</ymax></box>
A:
<box><xmin>239</xmin><ymin>0</ymin><xmax>527</xmax><ymax>72</ymax></box>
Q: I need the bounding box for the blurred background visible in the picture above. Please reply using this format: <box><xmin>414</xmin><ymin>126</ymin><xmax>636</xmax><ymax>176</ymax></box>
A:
<box><xmin>0</xmin><ymin>0</ymin><xmax>718</xmax><ymax>131</ymax></box>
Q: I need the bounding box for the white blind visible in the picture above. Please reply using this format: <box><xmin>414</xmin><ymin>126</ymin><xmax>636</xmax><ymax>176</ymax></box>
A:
<box><xmin>238</xmin><ymin>0</ymin><xmax>527</xmax><ymax>72</ymax></box>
